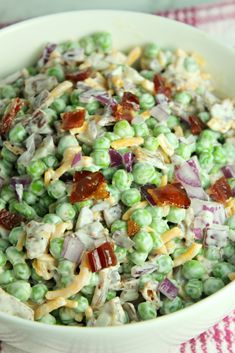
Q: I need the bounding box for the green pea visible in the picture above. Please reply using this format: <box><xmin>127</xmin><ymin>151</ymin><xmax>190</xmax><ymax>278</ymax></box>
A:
<box><xmin>8</xmin><ymin>226</ymin><xmax>25</xmax><ymax>246</ymax></box>
<box><xmin>199</xmin><ymin>151</ymin><xmax>214</xmax><ymax>171</ymax></box>
<box><xmin>150</xmin><ymin>231</ymin><xmax>164</xmax><ymax>249</ymax></box>
<box><xmin>102</xmin><ymin>167</ymin><xmax>116</xmax><ymax>181</ymax></box>
<box><xmin>13</xmin><ymin>262</ymin><xmax>31</xmax><ymax>280</ymax></box>
<box><xmin>1</xmin><ymin>85</ymin><xmax>16</xmax><ymax>98</ymax></box>
<box><xmin>138</xmin><ymin>302</ymin><xmax>157</xmax><ymax>320</ymax></box>
<box><xmin>0</xmin><ymin>159</ymin><xmax>13</xmax><ymax>178</ymax></box>
<box><xmin>47</xmin><ymin>180</ymin><xmax>66</xmax><ymax>199</ymax></box>
<box><xmin>204</xmin><ymin>246</ymin><xmax>221</xmax><ymax>261</ymax></box>
<box><xmin>31</xmin><ymin>283</ymin><xmax>48</xmax><ymax>304</ymax></box>
<box><xmin>105</xmin><ymin>132</ymin><xmax>120</xmax><ymax>142</ymax></box>
<box><xmin>0</xmin><ymin>198</ymin><xmax>6</xmax><ymax>210</ymax></box>
<box><xmin>91</xmin><ymin>149</ymin><xmax>110</xmax><ymax>168</ymax></box>
<box><xmin>86</xmin><ymin>100</ymin><xmax>100</xmax><ymax>115</ymax></box>
<box><xmin>34</xmin><ymin>203</ymin><xmax>47</xmax><ymax>218</ymax></box>
<box><xmin>167</xmin><ymin>207</ymin><xmax>186</xmax><ymax>224</ymax></box>
<box><xmin>93</xmin><ymin>32</ymin><xmax>112</xmax><ymax>53</ymax></box>
<box><xmin>115</xmin><ymin>246</ymin><xmax>127</xmax><ymax>263</ymax></box>
<box><xmin>59</xmin><ymin>307</ymin><xmax>75</xmax><ymax>325</ymax></box>
<box><xmin>213</xmin><ymin>145</ymin><xmax>227</xmax><ymax>165</ymax></box>
<box><xmin>165</xmin><ymin>132</ymin><xmax>179</xmax><ymax>150</ymax></box>
<box><xmin>212</xmin><ymin>262</ymin><xmax>235</xmax><ymax>281</ymax></box>
<box><xmin>114</xmin><ymin>120</ymin><xmax>134</xmax><ymax>138</ymax></box>
<box><xmin>174</xmin><ymin>91</ymin><xmax>191</xmax><ymax>105</ymax></box>
<box><xmin>112</xmin><ymin>169</ymin><xmax>133</xmax><ymax>192</ymax></box>
<box><xmin>26</xmin><ymin>160</ymin><xmax>47</xmax><ymax>178</ymax></box>
<box><xmin>1</xmin><ymin>146</ymin><xmax>18</xmax><ymax>163</ymax></box>
<box><xmin>43</xmin><ymin>154</ymin><xmax>59</xmax><ymax>169</ymax></box>
<box><xmin>50</xmin><ymin>238</ymin><xmax>64</xmax><ymax>259</ymax></box>
<box><xmin>6</xmin><ymin>246</ymin><xmax>25</xmax><ymax>265</ymax></box>
<box><xmin>106</xmin><ymin>290</ymin><xmax>116</xmax><ymax>301</ymax></box>
<box><xmin>50</xmin><ymin>98</ymin><xmax>66</xmax><ymax>113</ymax></box>
<box><xmin>150</xmin><ymin>219</ymin><xmax>169</xmax><ymax>234</ymax></box>
<box><xmin>9</xmin><ymin>123</ymin><xmax>27</xmax><ymax>144</ymax></box>
<box><xmin>132</xmin><ymin>162</ymin><xmax>155</xmax><ymax>185</ymax></box>
<box><xmin>222</xmin><ymin>243</ymin><xmax>235</xmax><ymax>259</ymax></box>
<box><xmin>138</xmin><ymin>274</ymin><xmax>153</xmax><ymax>289</ymax></box>
<box><xmin>146</xmin><ymin>205</ymin><xmax>164</xmax><ymax>219</ymax></box>
<box><xmin>146</xmin><ymin>117</ymin><xmax>158</xmax><ymax>130</ymax></box>
<box><xmin>184</xmin><ymin>57</ymin><xmax>198</xmax><ymax>72</ymax></box>
<box><xmin>144</xmin><ymin>43</ymin><xmax>158</xmax><ymax>58</ymax></box>
<box><xmin>47</xmin><ymin>65</ymin><xmax>64</xmax><ymax>82</ymax></box>
<box><xmin>73</xmin><ymin>199</ymin><xmax>93</xmax><ymax>212</ymax></box>
<box><xmin>198</xmin><ymin>112</ymin><xmax>210</xmax><ymax>123</ymax></box>
<box><xmin>176</xmin><ymin>143</ymin><xmax>194</xmax><ymax>160</ymax></box>
<box><xmin>43</xmin><ymin>213</ymin><xmax>62</xmax><ymax>224</ymax></box>
<box><xmin>223</xmin><ymin>142</ymin><xmax>235</xmax><ymax>163</ymax></box>
<box><xmin>161</xmin><ymin>296</ymin><xmax>183</xmax><ymax>314</ymax></box>
<box><xmin>11</xmin><ymin>200</ymin><xmax>36</xmax><ymax>219</ymax></box>
<box><xmin>0</xmin><ymin>270</ymin><xmax>15</xmax><ymax>285</ymax></box>
<box><xmin>133</xmin><ymin>230</ymin><xmax>153</xmax><ymax>253</ymax></box>
<box><xmin>56</xmin><ymin>203</ymin><xmax>76</xmax><ymax>221</ymax></box>
<box><xmin>141</xmin><ymin>70</ymin><xmax>155</xmax><ymax>80</ymax></box>
<box><xmin>79</xmin><ymin>35</ymin><xmax>96</xmax><ymax>54</ymax></box>
<box><xmin>31</xmin><ymin>268</ymin><xmax>43</xmax><ymax>283</ymax></box>
<box><xmin>1</xmin><ymin>185</ymin><xmax>15</xmax><ymax>202</ymax></box>
<box><xmin>23</xmin><ymin>191</ymin><xmax>38</xmax><ymax>205</ymax></box>
<box><xmin>129</xmin><ymin>251</ymin><xmax>148</xmax><ymax>265</ymax></box>
<box><xmin>203</xmin><ymin>277</ymin><xmax>224</xmax><ymax>296</ymax></box>
<box><xmin>184</xmin><ymin>279</ymin><xmax>203</xmax><ymax>299</ymax></box>
<box><xmin>133</xmin><ymin>123</ymin><xmax>149</xmax><ymax>138</ymax></box>
<box><xmin>196</xmin><ymin>130</ymin><xmax>219</xmax><ymax>153</ymax></box>
<box><xmin>182</xmin><ymin>260</ymin><xmax>206</xmax><ymax>280</ymax></box>
<box><xmin>73</xmin><ymin>294</ymin><xmax>89</xmax><ymax>313</ymax></box>
<box><xmin>57</xmin><ymin>135</ymin><xmax>78</xmax><ymax>156</ymax></box>
<box><xmin>121</xmin><ymin>188</ymin><xmax>141</xmax><ymax>207</ymax></box>
<box><xmin>37</xmin><ymin>314</ymin><xmax>56</xmax><ymax>325</ymax></box>
<box><xmin>167</xmin><ymin>115</ymin><xmax>179</xmax><ymax>129</ymax></box>
<box><xmin>93</xmin><ymin>136</ymin><xmax>110</xmax><ymax>150</ymax></box>
<box><xmin>0</xmin><ymin>239</ymin><xmax>10</xmax><ymax>252</ymax></box>
<box><xmin>58</xmin><ymin>259</ymin><xmax>74</xmax><ymax>277</ymax></box>
<box><xmin>131</xmin><ymin>209</ymin><xmax>152</xmax><ymax>227</ymax></box>
<box><xmin>6</xmin><ymin>280</ymin><xmax>31</xmax><ymax>302</ymax></box>
<box><xmin>155</xmin><ymin>255</ymin><xmax>173</xmax><ymax>274</ymax></box>
<box><xmin>139</xmin><ymin>93</ymin><xmax>155</xmax><ymax>110</ymax></box>
<box><xmin>39</xmin><ymin>194</ymin><xmax>53</xmax><ymax>209</ymax></box>
<box><xmin>111</xmin><ymin>220</ymin><xmax>127</xmax><ymax>233</ymax></box>
<box><xmin>144</xmin><ymin>136</ymin><xmax>159</xmax><ymax>151</ymax></box>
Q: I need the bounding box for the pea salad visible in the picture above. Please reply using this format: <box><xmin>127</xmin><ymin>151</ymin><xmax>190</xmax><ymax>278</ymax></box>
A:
<box><xmin>0</xmin><ymin>32</ymin><xmax>234</xmax><ymax>326</ymax></box>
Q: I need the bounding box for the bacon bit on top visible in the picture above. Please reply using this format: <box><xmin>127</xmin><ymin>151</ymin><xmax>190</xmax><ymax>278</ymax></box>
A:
<box><xmin>70</xmin><ymin>171</ymin><xmax>109</xmax><ymax>203</ymax></box>
<box><xmin>0</xmin><ymin>209</ymin><xmax>25</xmax><ymax>230</ymax></box>
<box><xmin>188</xmin><ymin>115</ymin><xmax>206</xmax><ymax>135</ymax></box>
<box><xmin>208</xmin><ymin>176</ymin><xmax>232</xmax><ymax>204</ymax></box>
<box><xmin>61</xmin><ymin>110</ymin><xmax>85</xmax><ymax>130</ymax></box>
<box><xmin>127</xmin><ymin>219</ymin><xmax>140</xmax><ymax>237</ymax></box>
<box><xmin>153</xmin><ymin>74</ymin><xmax>172</xmax><ymax>98</ymax></box>
<box><xmin>146</xmin><ymin>183</ymin><xmax>191</xmax><ymax>209</ymax></box>
<box><xmin>65</xmin><ymin>67</ymin><xmax>92</xmax><ymax>83</ymax></box>
<box><xmin>112</xmin><ymin>91</ymin><xmax>139</xmax><ymax>121</ymax></box>
<box><xmin>87</xmin><ymin>241</ymin><xmax>117</xmax><ymax>272</ymax></box>
<box><xmin>0</xmin><ymin>98</ymin><xmax>24</xmax><ymax>135</ymax></box>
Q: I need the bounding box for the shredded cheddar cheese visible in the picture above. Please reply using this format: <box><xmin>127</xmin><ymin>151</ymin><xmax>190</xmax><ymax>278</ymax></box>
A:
<box><xmin>35</xmin><ymin>297</ymin><xmax>67</xmax><ymax>320</ymax></box>
<box><xmin>122</xmin><ymin>201</ymin><xmax>148</xmax><ymax>221</ymax></box>
<box><xmin>161</xmin><ymin>227</ymin><xmax>182</xmax><ymax>244</ymax></box>
<box><xmin>126</xmin><ymin>46</ymin><xmax>142</xmax><ymax>66</ymax></box>
<box><xmin>173</xmin><ymin>243</ymin><xmax>202</xmax><ymax>267</ymax></box>
<box><xmin>111</xmin><ymin>137</ymin><xmax>144</xmax><ymax>150</ymax></box>
<box><xmin>160</xmin><ymin>174</ymin><xmax>168</xmax><ymax>187</ymax></box>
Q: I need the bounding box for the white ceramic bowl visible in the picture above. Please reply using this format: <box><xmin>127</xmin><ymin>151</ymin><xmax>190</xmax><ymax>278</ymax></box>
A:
<box><xmin>0</xmin><ymin>10</ymin><xmax>235</xmax><ymax>353</ymax></box>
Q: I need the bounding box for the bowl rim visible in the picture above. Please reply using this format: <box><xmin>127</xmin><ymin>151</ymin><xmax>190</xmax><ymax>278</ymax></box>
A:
<box><xmin>0</xmin><ymin>9</ymin><xmax>235</xmax><ymax>332</ymax></box>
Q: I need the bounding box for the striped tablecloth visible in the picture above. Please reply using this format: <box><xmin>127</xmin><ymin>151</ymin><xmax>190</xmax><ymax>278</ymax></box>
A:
<box><xmin>0</xmin><ymin>1</ymin><xmax>235</xmax><ymax>352</ymax></box>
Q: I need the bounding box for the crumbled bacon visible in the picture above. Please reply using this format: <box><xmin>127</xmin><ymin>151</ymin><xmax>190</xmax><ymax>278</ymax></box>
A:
<box><xmin>65</xmin><ymin>67</ymin><xmax>92</xmax><ymax>83</ymax></box>
<box><xmin>112</xmin><ymin>91</ymin><xmax>139</xmax><ymax>121</ymax></box>
<box><xmin>70</xmin><ymin>171</ymin><xmax>109</xmax><ymax>203</ymax></box>
<box><xmin>153</xmin><ymin>74</ymin><xmax>172</xmax><ymax>98</ymax></box>
<box><xmin>188</xmin><ymin>115</ymin><xmax>206</xmax><ymax>135</ymax></box>
<box><xmin>61</xmin><ymin>110</ymin><xmax>85</xmax><ymax>130</ymax></box>
<box><xmin>0</xmin><ymin>98</ymin><xmax>24</xmax><ymax>135</ymax></box>
<box><xmin>208</xmin><ymin>177</ymin><xmax>232</xmax><ymax>204</ymax></box>
<box><xmin>0</xmin><ymin>209</ymin><xmax>25</xmax><ymax>230</ymax></box>
<box><xmin>145</xmin><ymin>183</ymin><xmax>191</xmax><ymax>209</ymax></box>
<box><xmin>87</xmin><ymin>241</ymin><xmax>117</xmax><ymax>272</ymax></box>
<box><xmin>127</xmin><ymin>220</ymin><xmax>140</xmax><ymax>237</ymax></box>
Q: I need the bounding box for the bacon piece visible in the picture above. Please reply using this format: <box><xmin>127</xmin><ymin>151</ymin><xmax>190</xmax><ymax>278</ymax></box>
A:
<box><xmin>112</xmin><ymin>104</ymin><xmax>134</xmax><ymax>122</ymax></box>
<box><xmin>188</xmin><ymin>115</ymin><xmax>206</xmax><ymax>135</ymax></box>
<box><xmin>65</xmin><ymin>67</ymin><xmax>92</xmax><ymax>83</ymax></box>
<box><xmin>112</xmin><ymin>91</ymin><xmax>139</xmax><ymax>122</ymax></box>
<box><xmin>127</xmin><ymin>219</ymin><xmax>140</xmax><ymax>237</ymax></box>
<box><xmin>87</xmin><ymin>242</ymin><xmax>117</xmax><ymax>272</ymax></box>
<box><xmin>61</xmin><ymin>110</ymin><xmax>85</xmax><ymax>130</ymax></box>
<box><xmin>70</xmin><ymin>171</ymin><xmax>109</xmax><ymax>203</ymax></box>
<box><xmin>0</xmin><ymin>209</ymin><xmax>25</xmax><ymax>230</ymax></box>
<box><xmin>145</xmin><ymin>183</ymin><xmax>191</xmax><ymax>209</ymax></box>
<box><xmin>0</xmin><ymin>98</ymin><xmax>24</xmax><ymax>135</ymax></box>
<box><xmin>208</xmin><ymin>177</ymin><xmax>232</xmax><ymax>204</ymax></box>
<box><xmin>122</xmin><ymin>92</ymin><xmax>140</xmax><ymax>111</ymax></box>
<box><xmin>153</xmin><ymin>74</ymin><xmax>172</xmax><ymax>98</ymax></box>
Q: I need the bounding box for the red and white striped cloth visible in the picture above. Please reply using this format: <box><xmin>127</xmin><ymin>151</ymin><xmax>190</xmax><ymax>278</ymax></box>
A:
<box><xmin>0</xmin><ymin>1</ymin><xmax>235</xmax><ymax>352</ymax></box>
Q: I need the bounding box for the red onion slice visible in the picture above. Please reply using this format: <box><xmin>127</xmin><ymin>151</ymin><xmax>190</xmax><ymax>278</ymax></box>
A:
<box><xmin>131</xmin><ymin>263</ymin><xmax>157</xmax><ymax>278</ymax></box>
<box><xmin>112</xmin><ymin>231</ymin><xmax>134</xmax><ymax>250</ymax></box>
<box><xmin>94</xmin><ymin>93</ymin><xmax>117</xmax><ymax>108</ymax></box>
<box><xmin>205</xmin><ymin>224</ymin><xmax>229</xmax><ymax>248</ymax></box>
<box><xmin>71</xmin><ymin>152</ymin><xmax>82</xmax><ymax>167</ymax></box>
<box><xmin>221</xmin><ymin>165</ymin><xmax>235</xmax><ymax>179</ymax></box>
<box><xmin>122</xmin><ymin>152</ymin><xmax>134</xmax><ymax>172</ymax></box>
<box><xmin>11</xmin><ymin>175</ymin><xmax>32</xmax><ymax>187</ymax></box>
<box><xmin>140</xmin><ymin>184</ymin><xmax>156</xmax><ymax>206</ymax></box>
<box><xmin>62</xmin><ymin>235</ymin><xmax>85</xmax><ymax>264</ymax></box>
<box><xmin>109</xmin><ymin>149</ymin><xmax>123</xmax><ymax>168</ymax></box>
<box><xmin>158</xmin><ymin>278</ymin><xmax>179</xmax><ymax>300</ymax></box>
<box><xmin>191</xmin><ymin>198</ymin><xmax>226</xmax><ymax>225</ymax></box>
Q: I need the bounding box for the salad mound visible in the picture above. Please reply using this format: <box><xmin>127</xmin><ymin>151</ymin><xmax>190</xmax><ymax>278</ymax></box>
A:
<box><xmin>0</xmin><ymin>32</ymin><xmax>234</xmax><ymax>326</ymax></box>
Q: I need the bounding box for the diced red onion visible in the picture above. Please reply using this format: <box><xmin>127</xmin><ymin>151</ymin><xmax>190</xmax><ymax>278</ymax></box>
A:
<box><xmin>221</xmin><ymin>165</ymin><xmax>235</xmax><ymax>179</ymax></box>
<box><xmin>63</xmin><ymin>48</ymin><xmax>85</xmax><ymax>63</ymax></box>
<box><xmin>71</xmin><ymin>152</ymin><xmax>82</xmax><ymax>167</ymax></box>
<box><xmin>191</xmin><ymin>198</ymin><xmax>226</xmax><ymax>225</ymax></box>
<box><xmin>205</xmin><ymin>224</ymin><xmax>229</xmax><ymax>248</ymax></box>
<box><xmin>38</xmin><ymin>43</ymin><xmax>57</xmax><ymax>67</ymax></box>
<box><xmin>131</xmin><ymin>263</ymin><xmax>157</xmax><ymax>278</ymax></box>
<box><xmin>150</xmin><ymin>103</ymin><xmax>169</xmax><ymax>122</ymax></box>
<box><xmin>140</xmin><ymin>184</ymin><xmax>156</xmax><ymax>206</ymax></box>
<box><xmin>122</xmin><ymin>152</ymin><xmax>134</xmax><ymax>173</ymax></box>
<box><xmin>15</xmin><ymin>184</ymin><xmax>24</xmax><ymax>202</ymax></box>
<box><xmin>94</xmin><ymin>93</ymin><xmax>117</xmax><ymax>108</ymax></box>
<box><xmin>11</xmin><ymin>175</ymin><xmax>32</xmax><ymax>187</ymax></box>
<box><xmin>109</xmin><ymin>149</ymin><xmax>123</xmax><ymax>168</ymax></box>
<box><xmin>112</xmin><ymin>231</ymin><xmax>134</xmax><ymax>250</ymax></box>
<box><xmin>175</xmin><ymin>157</ymin><xmax>208</xmax><ymax>200</ymax></box>
<box><xmin>62</xmin><ymin>235</ymin><xmax>85</xmax><ymax>263</ymax></box>
<box><xmin>158</xmin><ymin>278</ymin><xmax>179</xmax><ymax>300</ymax></box>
